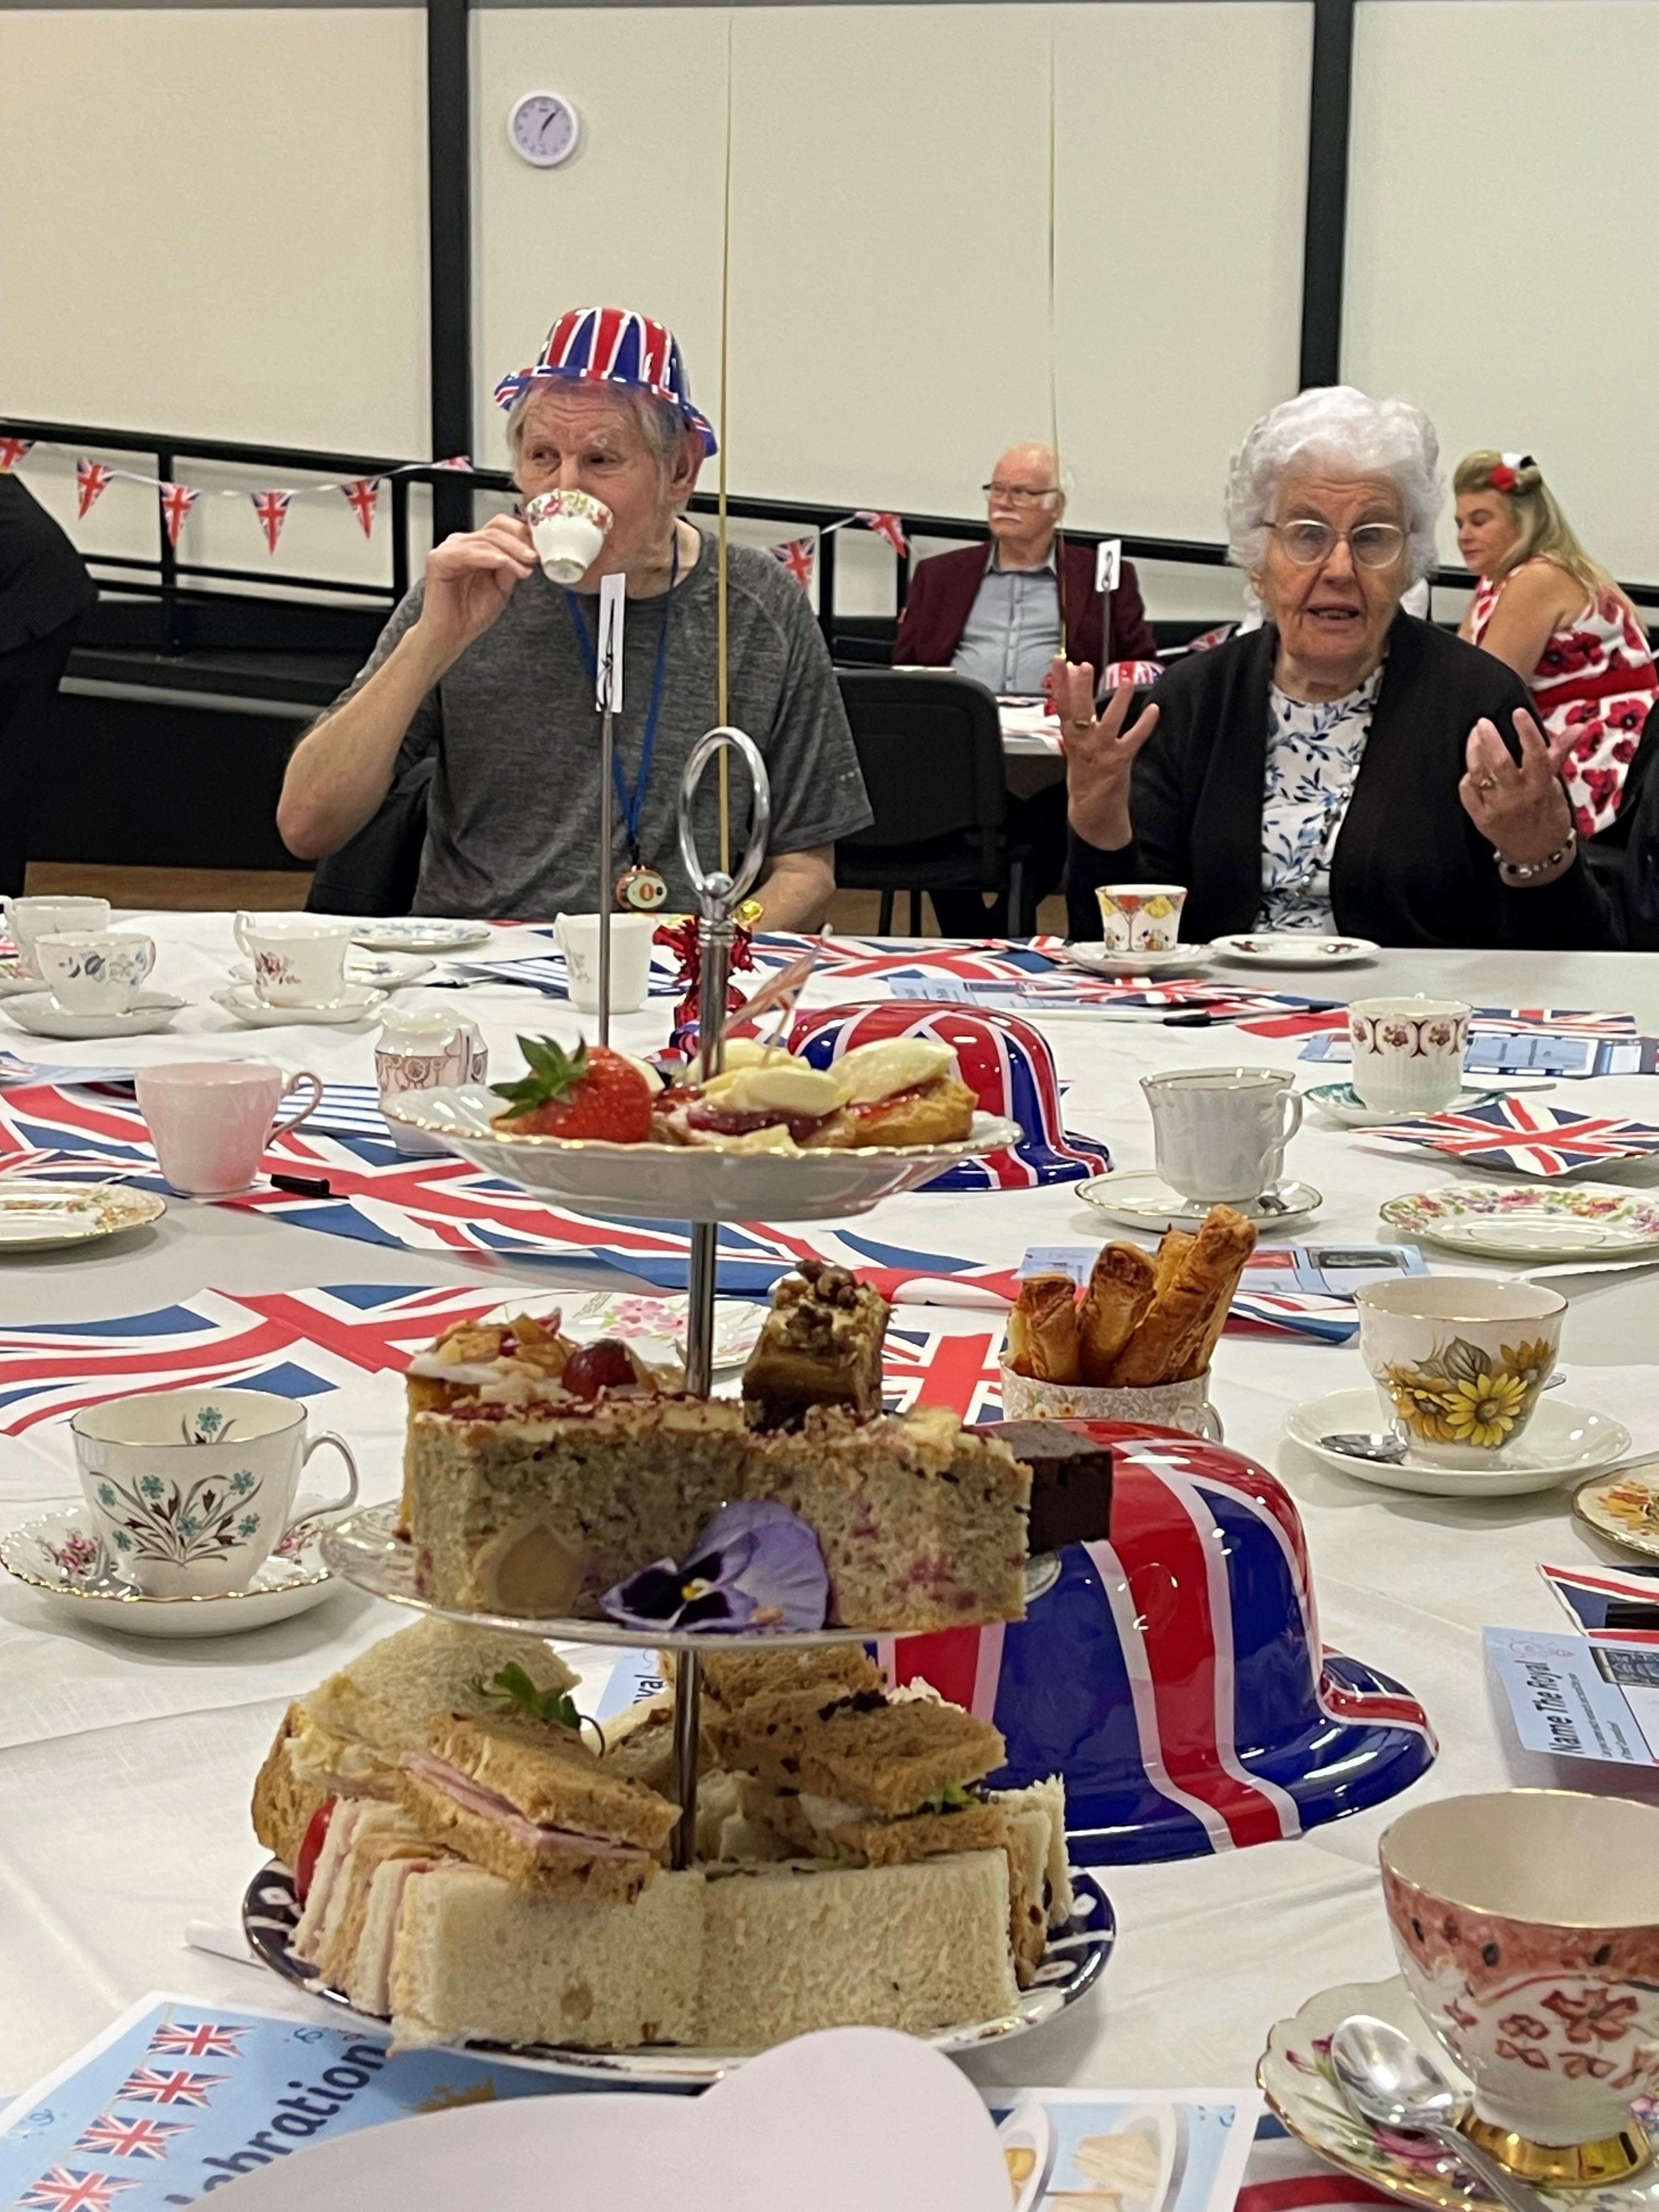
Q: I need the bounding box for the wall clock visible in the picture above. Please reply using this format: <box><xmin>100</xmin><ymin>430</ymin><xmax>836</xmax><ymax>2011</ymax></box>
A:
<box><xmin>510</xmin><ymin>90</ymin><xmax>580</xmax><ymax>168</ymax></box>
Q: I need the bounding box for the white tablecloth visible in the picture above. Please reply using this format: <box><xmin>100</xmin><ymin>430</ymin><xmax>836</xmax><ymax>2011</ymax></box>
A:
<box><xmin>4</xmin><ymin>918</ymin><xmax>1659</xmax><ymax>2098</ymax></box>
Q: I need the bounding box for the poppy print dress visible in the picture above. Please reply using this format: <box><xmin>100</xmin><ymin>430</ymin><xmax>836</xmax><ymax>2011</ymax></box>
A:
<box><xmin>1469</xmin><ymin>563</ymin><xmax>1658</xmax><ymax>836</ymax></box>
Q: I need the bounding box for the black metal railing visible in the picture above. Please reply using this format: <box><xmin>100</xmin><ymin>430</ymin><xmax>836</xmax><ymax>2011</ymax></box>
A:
<box><xmin>7</xmin><ymin>416</ymin><xmax>1659</xmax><ymax>666</ymax></box>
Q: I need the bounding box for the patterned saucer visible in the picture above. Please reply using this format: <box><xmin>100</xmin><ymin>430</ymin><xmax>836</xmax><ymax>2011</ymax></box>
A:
<box><xmin>0</xmin><ymin>1180</ymin><xmax>165</xmax><ymax>1252</ymax></box>
<box><xmin>1259</xmin><ymin>1972</ymin><xmax>1659</xmax><ymax>2212</ymax></box>
<box><xmin>1573</xmin><ymin>1460</ymin><xmax>1659</xmax><ymax>1561</ymax></box>
<box><xmin>1380</xmin><ymin>1183</ymin><xmax>1659</xmax><ymax>1261</ymax></box>
<box><xmin>0</xmin><ymin>1508</ymin><xmax>335</xmax><ymax>1637</ymax></box>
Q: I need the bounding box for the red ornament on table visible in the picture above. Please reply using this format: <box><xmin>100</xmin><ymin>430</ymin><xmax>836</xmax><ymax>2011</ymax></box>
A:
<box><xmin>653</xmin><ymin>913</ymin><xmax>757</xmax><ymax>1048</ymax></box>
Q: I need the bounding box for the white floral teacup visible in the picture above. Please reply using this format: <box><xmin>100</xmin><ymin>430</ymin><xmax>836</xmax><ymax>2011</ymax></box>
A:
<box><xmin>70</xmin><ymin>1386</ymin><xmax>358</xmax><ymax>1596</ymax></box>
<box><xmin>1095</xmin><ymin>883</ymin><xmax>1188</xmax><ymax>954</ymax></box>
<box><xmin>1348</xmin><ymin>995</ymin><xmax>1471</xmax><ymax>1114</ymax></box>
<box><xmin>1355</xmin><ymin>1275</ymin><xmax>1565</xmax><ymax>1466</ymax></box>
<box><xmin>233</xmin><ymin>914</ymin><xmax>356</xmax><ymax>1008</ymax></box>
<box><xmin>35</xmin><ymin>930</ymin><xmax>156</xmax><ymax>1014</ymax></box>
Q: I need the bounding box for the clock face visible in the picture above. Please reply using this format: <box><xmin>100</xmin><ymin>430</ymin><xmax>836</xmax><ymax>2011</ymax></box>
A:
<box><xmin>510</xmin><ymin>91</ymin><xmax>580</xmax><ymax>168</ymax></box>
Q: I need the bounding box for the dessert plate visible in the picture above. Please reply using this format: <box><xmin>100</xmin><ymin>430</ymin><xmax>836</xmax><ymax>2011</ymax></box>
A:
<box><xmin>484</xmin><ymin>1289</ymin><xmax>764</xmax><ymax>1372</ymax></box>
<box><xmin>1306</xmin><ymin>1081</ymin><xmax>1551</xmax><ymax>1128</ymax></box>
<box><xmin>242</xmin><ymin>1859</ymin><xmax>1116</xmax><ymax>2087</ymax></box>
<box><xmin>1077</xmin><ymin>1171</ymin><xmax>1322</xmax><ymax>1234</ymax></box>
<box><xmin>1210</xmin><ymin>932</ymin><xmax>1379</xmax><ymax>968</ymax></box>
<box><xmin>0</xmin><ymin>1510</ymin><xmax>334</xmax><ymax>1635</ymax></box>
<box><xmin>1572</xmin><ymin>1459</ymin><xmax>1659</xmax><ymax>1560</ymax></box>
<box><xmin>233</xmin><ymin>951</ymin><xmax>434</xmax><ymax>990</ymax></box>
<box><xmin>349</xmin><ymin>919</ymin><xmax>493</xmax><ymax>953</ymax></box>
<box><xmin>0</xmin><ymin>1178</ymin><xmax>165</xmax><ymax>1251</ymax></box>
<box><xmin>1058</xmin><ymin>944</ymin><xmax>1212</xmax><ymax>979</ymax></box>
<box><xmin>382</xmin><ymin>1085</ymin><xmax>1024</xmax><ymax>1225</ymax></box>
<box><xmin>1259</xmin><ymin>1971</ymin><xmax>1659</xmax><ymax>2212</ymax></box>
<box><xmin>2</xmin><ymin>991</ymin><xmax>187</xmax><ymax>1040</ymax></box>
<box><xmin>213</xmin><ymin>982</ymin><xmax>390</xmax><ymax>1028</ymax></box>
<box><xmin>1380</xmin><ymin>1182</ymin><xmax>1659</xmax><ymax>1260</ymax></box>
<box><xmin>1284</xmin><ymin>1388</ymin><xmax>1631</xmax><ymax>1497</ymax></box>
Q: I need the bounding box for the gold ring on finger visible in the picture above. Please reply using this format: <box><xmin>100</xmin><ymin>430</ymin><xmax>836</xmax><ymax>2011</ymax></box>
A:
<box><xmin>1477</xmin><ymin>776</ymin><xmax>1498</xmax><ymax>792</ymax></box>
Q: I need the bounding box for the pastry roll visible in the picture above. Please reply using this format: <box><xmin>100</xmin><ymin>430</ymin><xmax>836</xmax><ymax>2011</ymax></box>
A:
<box><xmin>1006</xmin><ymin>1273</ymin><xmax>1081</xmax><ymax>1383</ymax></box>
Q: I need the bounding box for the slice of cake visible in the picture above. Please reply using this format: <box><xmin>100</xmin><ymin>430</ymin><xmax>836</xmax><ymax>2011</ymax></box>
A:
<box><xmin>740</xmin><ymin>1261</ymin><xmax>890</xmax><ymax>1429</ymax></box>
<box><xmin>974</xmin><ymin>1420</ymin><xmax>1114</xmax><ymax>1553</ymax></box>
<box><xmin>752</xmin><ymin>1405</ymin><xmax>1030</xmax><ymax>1628</ymax></box>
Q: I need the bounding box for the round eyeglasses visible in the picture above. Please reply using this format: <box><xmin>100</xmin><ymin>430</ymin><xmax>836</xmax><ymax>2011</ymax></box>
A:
<box><xmin>983</xmin><ymin>483</ymin><xmax>1059</xmax><ymax>505</ymax></box>
<box><xmin>1271</xmin><ymin>518</ymin><xmax>1406</xmax><ymax>568</ymax></box>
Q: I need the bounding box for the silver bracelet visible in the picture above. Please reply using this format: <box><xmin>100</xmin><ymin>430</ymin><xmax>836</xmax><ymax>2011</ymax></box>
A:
<box><xmin>1496</xmin><ymin>827</ymin><xmax>1577</xmax><ymax>883</ymax></box>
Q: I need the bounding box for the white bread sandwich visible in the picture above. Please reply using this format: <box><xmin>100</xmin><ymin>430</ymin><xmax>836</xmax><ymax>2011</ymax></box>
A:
<box><xmin>397</xmin><ymin>1712</ymin><xmax>680</xmax><ymax>1903</ymax></box>
<box><xmin>251</xmin><ymin>1617</ymin><xmax>580</xmax><ymax>1868</ymax></box>
<box><xmin>291</xmin><ymin>1799</ymin><xmax>447</xmax><ymax>1999</ymax></box>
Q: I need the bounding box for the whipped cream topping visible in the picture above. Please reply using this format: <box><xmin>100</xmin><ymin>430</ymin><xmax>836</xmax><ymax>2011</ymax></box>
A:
<box><xmin>700</xmin><ymin>1062</ymin><xmax>842</xmax><ymax>1115</ymax></box>
<box><xmin>402</xmin><ymin>1753</ymin><xmax>647</xmax><ymax>1862</ymax></box>
<box><xmin>829</xmin><ymin>1037</ymin><xmax>953</xmax><ymax>1105</ymax></box>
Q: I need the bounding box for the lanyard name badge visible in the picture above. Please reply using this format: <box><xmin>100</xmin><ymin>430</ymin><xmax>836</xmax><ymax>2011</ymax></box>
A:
<box><xmin>563</xmin><ymin>534</ymin><xmax>678</xmax><ymax>911</ymax></box>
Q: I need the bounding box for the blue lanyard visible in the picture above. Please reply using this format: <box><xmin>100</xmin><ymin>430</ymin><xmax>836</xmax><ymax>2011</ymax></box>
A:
<box><xmin>561</xmin><ymin>533</ymin><xmax>678</xmax><ymax>865</ymax></box>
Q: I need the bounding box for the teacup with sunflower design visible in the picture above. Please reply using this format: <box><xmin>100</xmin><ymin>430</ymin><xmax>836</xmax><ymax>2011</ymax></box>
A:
<box><xmin>1355</xmin><ymin>1276</ymin><xmax>1565</xmax><ymax>1467</ymax></box>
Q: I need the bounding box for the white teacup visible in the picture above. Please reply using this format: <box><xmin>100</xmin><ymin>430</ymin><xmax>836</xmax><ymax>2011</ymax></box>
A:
<box><xmin>376</xmin><ymin>1010</ymin><xmax>487</xmax><ymax>1155</ymax></box>
<box><xmin>3</xmin><ymin>895</ymin><xmax>110</xmax><ymax>978</ymax></box>
<box><xmin>1095</xmin><ymin>883</ymin><xmax>1187</xmax><ymax>953</ymax></box>
<box><xmin>1348</xmin><ymin>995</ymin><xmax>1471</xmax><ymax>1114</ymax></box>
<box><xmin>1356</xmin><ymin>1274</ymin><xmax>1565</xmax><ymax>1465</ymax></box>
<box><xmin>525</xmin><ymin>489</ymin><xmax>614</xmax><ymax>586</ymax></box>
<box><xmin>136</xmin><ymin>1060</ymin><xmax>323</xmax><ymax>1196</ymax></box>
<box><xmin>556</xmin><ymin>911</ymin><xmax>656</xmax><ymax>1014</ymax></box>
<box><xmin>34</xmin><ymin>930</ymin><xmax>156</xmax><ymax>1014</ymax></box>
<box><xmin>1141</xmin><ymin>1065</ymin><xmax>1302</xmax><ymax>1203</ymax></box>
<box><xmin>233</xmin><ymin>913</ymin><xmax>357</xmax><ymax>1008</ymax></box>
<box><xmin>71</xmin><ymin>1385</ymin><xmax>358</xmax><ymax>1597</ymax></box>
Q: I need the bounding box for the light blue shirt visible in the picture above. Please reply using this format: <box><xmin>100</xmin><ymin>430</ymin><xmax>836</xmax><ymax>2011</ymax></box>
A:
<box><xmin>951</xmin><ymin>549</ymin><xmax>1061</xmax><ymax>694</ymax></box>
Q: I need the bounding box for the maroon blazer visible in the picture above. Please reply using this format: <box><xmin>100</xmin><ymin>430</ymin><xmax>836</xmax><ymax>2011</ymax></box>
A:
<box><xmin>891</xmin><ymin>537</ymin><xmax>1156</xmax><ymax>676</ymax></box>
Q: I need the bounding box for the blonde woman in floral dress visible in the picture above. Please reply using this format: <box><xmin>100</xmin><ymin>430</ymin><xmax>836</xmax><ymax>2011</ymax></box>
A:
<box><xmin>1455</xmin><ymin>451</ymin><xmax>1658</xmax><ymax>837</ymax></box>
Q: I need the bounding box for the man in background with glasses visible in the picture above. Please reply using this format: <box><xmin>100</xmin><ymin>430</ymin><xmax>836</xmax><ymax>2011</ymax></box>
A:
<box><xmin>893</xmin><ymin>442</ymin><xmax>1154</xmax><ymax>684</ymax></box>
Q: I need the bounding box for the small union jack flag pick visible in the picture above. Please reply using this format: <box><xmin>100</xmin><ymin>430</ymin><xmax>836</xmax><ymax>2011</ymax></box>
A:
<box><xmin>250</xmin><ymin>489</ymin><xmax>292</xmax><ymax>553</ymax></box>
<box><xmin>0</xmin><ymin>436</ymin><xmax>34</xmax><ymax>472</ymax></box>
<box><xmin>76</xmin><ymin>460</ymin><xmax>114</xmax><ymax>518</ymax></box>
<box><xmin>856</xmin><ymin>510</ymin><xmax>909</xmax><ymax>556</ymax></box>
<box><xmin>157</xmin><ymin>482</ymin><xmax>199</xmax><ymax>546</ymax></box>
<box><xmin>341</xmin><ymin>477</ymin><xmax>380</xmax><ymax>536</ymax></box>
<box><xmin>769</xmin><ymin>535</ymin><xmax>816</xmax><ymax>590</ymax></box>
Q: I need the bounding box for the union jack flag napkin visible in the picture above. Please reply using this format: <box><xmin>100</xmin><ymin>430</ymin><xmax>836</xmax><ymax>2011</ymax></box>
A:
<box><xmin>1361</xmin><ymin>1097</ymin><xmax>1659</xmax><ymax>1178</ymax></box>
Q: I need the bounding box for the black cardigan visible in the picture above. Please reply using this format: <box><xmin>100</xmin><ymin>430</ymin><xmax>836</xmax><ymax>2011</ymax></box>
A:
<box><xmin>1064</xmin><ymin>614</ymin><xmax>1617</xmax><ymax>949</ymax></box>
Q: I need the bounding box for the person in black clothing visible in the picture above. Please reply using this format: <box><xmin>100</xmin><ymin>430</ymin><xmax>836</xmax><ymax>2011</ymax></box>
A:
<box><xmin>1053</xmin><ymin>387</ymin><xmax>1615</xmax><ymax>950</ymax></box>
<box><xmin>0</xmin><ymin>475</ymin><xmax>96</xmax><ymax>894</ymax></box>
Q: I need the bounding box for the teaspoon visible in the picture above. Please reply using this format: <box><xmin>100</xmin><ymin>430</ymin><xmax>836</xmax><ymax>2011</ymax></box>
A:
<box><xmin>1331</xmin><ymin>2016</ymin><xmax>1548</xmax><ymax>2212</ymax></box>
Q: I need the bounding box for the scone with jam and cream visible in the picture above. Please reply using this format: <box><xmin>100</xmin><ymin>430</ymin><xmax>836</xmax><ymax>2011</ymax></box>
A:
<box><xmin>654</xmin><ymin>1036</ymin><xmax>977</xmax><ymax>1153</ymax></box>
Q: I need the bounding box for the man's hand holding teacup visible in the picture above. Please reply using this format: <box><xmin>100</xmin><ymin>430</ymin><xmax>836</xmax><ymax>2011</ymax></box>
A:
<box><xmin>416</xmin><ymin>514</ymin><xmax>539</xmax><ymax>670</ymax></box>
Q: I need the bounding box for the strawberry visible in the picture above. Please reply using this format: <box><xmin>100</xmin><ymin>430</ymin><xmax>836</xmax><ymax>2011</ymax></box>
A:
<box><xmin>490</xmin><ymin>1036</ymin><xmax>654</xmax><ymax>1142</ymax></box>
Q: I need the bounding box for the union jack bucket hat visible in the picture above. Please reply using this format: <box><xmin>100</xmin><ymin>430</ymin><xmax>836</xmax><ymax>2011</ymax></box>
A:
<box><xmin>878</xmin><ymin>1424</ymin><xmax>1436</xmax><ymax>1865</ymax></box>
<box><xmin>493</xmin><ymin>306</ymin><xmax>718</xmax><ymax>456</ymax></box>
<box><xmin>787</xmin><ymin>1001</ymin><xmax>1111</xmax><ymax>1190</ymax></box>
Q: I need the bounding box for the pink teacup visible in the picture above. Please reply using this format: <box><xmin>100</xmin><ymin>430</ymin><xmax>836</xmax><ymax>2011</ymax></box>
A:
<box><xmin>1381</xmin><ymin>1790</ymin><xmax>1659</xmax><ymax>2182</ymax></box>
<box><xmin>136</xmin><ymin>1062</ymin><xmax>323</xmax><ymax>1196</ymax></box>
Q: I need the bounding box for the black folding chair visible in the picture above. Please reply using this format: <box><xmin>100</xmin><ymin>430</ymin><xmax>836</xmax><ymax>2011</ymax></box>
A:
<box><xmin>304</xmin><ymin>753</ymin><xmax>433</xmax><ymax>917</ymax></box>
<box><xmin>833</xmin><ymin>670</ymin><xmax>1032</xmax><ymax>934</ymax></box>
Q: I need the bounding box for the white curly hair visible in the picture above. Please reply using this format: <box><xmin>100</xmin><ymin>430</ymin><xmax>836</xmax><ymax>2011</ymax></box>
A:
<box><xmin>1224</xmin><ymin>386</ymin><xmax>1443</xmax><ymax>586</ymax></box>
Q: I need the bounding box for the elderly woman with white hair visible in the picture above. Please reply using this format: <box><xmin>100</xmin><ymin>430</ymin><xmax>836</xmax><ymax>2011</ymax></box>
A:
<box><xmin>1055</xmin><ymin>387</ymin><xmax>1615</xmax><ymax>948</ymax></box>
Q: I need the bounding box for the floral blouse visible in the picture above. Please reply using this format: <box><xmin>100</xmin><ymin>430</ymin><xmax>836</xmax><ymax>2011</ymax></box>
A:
<box><xmin>1258</xmin><ymin>666</ymin><xmax>1384</xmax><ymax>930</ymax></box>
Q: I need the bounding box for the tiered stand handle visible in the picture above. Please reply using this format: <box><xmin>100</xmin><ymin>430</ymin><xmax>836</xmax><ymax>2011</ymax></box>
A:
<box><xmin>667</xmin><ymin>726</ymin><xmax>770</xmax><ymax>1865</ymax></box>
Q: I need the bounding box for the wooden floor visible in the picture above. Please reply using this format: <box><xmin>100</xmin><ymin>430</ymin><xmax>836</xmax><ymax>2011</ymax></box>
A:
<box><xmin>26</xmin><ymin>864</ymin><xmax>1068</xmax><ymax>934</ymax></box>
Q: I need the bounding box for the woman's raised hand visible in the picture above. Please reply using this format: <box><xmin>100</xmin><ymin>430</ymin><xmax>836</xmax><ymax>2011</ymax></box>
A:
<box><xmin>1460</xmin><ymin>707</ymin><xmax>1577</xmax><ymax>877</ymax></box>
<box><xmin>1054</xmin><ymin>658</ymin><xmax>1161</xmax><ymax>853</ymax></box>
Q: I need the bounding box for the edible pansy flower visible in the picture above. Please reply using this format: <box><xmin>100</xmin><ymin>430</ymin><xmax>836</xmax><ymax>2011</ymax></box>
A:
<box><xmin>601</xmin><ymin>1499</ymin><xmax>828</xmax><ymax>1633</ymax></box>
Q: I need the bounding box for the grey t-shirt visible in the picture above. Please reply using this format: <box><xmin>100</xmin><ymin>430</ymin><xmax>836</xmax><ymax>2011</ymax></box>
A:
<box><xmin>325</xmin><ymin>525</ymin><xmax>872</xmax><ymax>917</ymax></box>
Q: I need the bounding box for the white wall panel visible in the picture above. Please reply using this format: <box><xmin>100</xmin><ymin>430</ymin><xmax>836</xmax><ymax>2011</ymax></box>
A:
<box><xmin>1347</xmin><ymin>1</ymin><xmax>1659</xmax><ymax>583</ymax></box>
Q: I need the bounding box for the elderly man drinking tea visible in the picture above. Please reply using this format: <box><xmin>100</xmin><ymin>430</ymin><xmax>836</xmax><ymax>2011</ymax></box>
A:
<box><xmin>278</xmin><ymin>307</ymin><xmax>871</xmax><ymax>927</ymax></box>
<box><xmin>1057</xmin><ymin>387</ymin><xmax>1615</xmax><ymax>950</ymax></box>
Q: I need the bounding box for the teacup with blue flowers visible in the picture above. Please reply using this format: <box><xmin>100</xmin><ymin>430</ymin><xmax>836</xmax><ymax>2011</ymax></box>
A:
<box><xmin>70</xmin><ymin>1386</ymin><xmax>357</xmax><ymax>1597</ymax></box>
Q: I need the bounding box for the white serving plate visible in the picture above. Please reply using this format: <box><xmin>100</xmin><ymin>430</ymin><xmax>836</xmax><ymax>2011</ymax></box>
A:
<box><xmin>242</xmin><ymin>1859</ymin><xmax>1116</xmax><ymax>2087</ymax></box>
<box><xmin>0</xmin><ymin>1178</ymin><xmax>165</xmax><ymax>1251</ymax></box>
<box><xmin>349</xmin><ymin>918</ymin><xmax>494</xmax><ymax>953</ymax></box>
<box><xmin>1078</xmin><ymin>1170</ymin><xmax>1322</xmax><ymax>1234</ymax></box>
<box><xmin>213</xmin><ymin>981</ymin><xmax>389</xmax><ymax>1028</ymax></box>
<box><xmin>1058</xmin><ymin>944</ymin><xmax>1212</xmax><ymax>978</ymax></box>
<box><xmin>3</xmin><ymin>991</ymin><xmax>187</xmax><ymax>1040</ymax></box>
<box><xmin>382</xmin><ymin>1085</ymin><xmax>1022</xmax><ymax>1224</ymax></box>
<box><xmin>1380</xmin><ymin>1181</ymin><xmax>1659</xmax><ymax>1259</ymax></box>
<box><xmin>1210</xmin><ymin>931</ymin><xmax>1380</xmax><ymax>968</ymax></box>
<box><xmin>484</xmin><ymin>1289</ymin><xmax>764</xmax><ymax>1371</ymax></box>
<box><xmin>0</xmin><ymin>1509</ymin><xmax>334</xmax><ymax>1635</ymax></box>
<box><xmin>1283</xmin><ymin>1386</ymin><xmax>1631</xmax><ymax>1497</ymax></box>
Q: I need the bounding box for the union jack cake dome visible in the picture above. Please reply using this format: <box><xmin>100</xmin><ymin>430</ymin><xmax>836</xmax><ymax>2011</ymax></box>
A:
<box><xmin>876</xmin><ymin>1424</ymin><xmax>1435</xmax><ymax>1864</ymax></box>
<box><xmin>786</xmin><ymin>1001</ymin><xmax>1110</xmax><ymax>1190</ymax></box>
<box><xmin>494</xmin><ymin>306</ymin><xmax>717</xmax><ymax>455</ymax></box>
